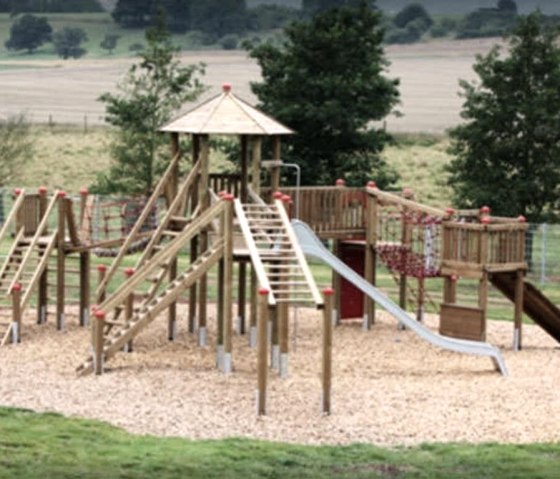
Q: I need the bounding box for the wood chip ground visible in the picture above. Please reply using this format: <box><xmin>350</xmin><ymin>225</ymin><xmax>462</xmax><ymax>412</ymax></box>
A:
<box><xmin>0</xmin><ymin>305</ymin><xmax>559</xmax><ymax>446</ymax></box>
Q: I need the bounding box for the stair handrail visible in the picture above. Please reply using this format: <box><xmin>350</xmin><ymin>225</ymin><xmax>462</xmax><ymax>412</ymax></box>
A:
<box><xmin>0</xmin><ymin>190</ymin><xmax>26</xmax><ymax>246</ymax></box>
<box><xmin>275</xmin><ymin>198</ymin><xmax>324</xmax><ymax>307</ymax></box>
<box><xmin>96</xmin><ymin>152</ymin><xmax>181</xmax><ymax>301</ymax></box>
<box><xmin>134</xmin><ymin>158</ymin><xmax>201</xmax><ymax>269</ymax></box>
<box><xmin>234</xmin><ymin>198</ymin><xmax>276</xmax><ymax>306</ymax></box>
<box><xmin>21</xmin><ymin>234</ymin><xmax>57</xmax><ymax>308</ymax></box>
<box><xmin>97</xmin><ymin>200</ymin><xmax>227</xmax><ymax>314</ymax></box>
<box><xmin>8</xmin><ymin>191</ymin><xmax>59</xmax><ymax>294</ymax></box>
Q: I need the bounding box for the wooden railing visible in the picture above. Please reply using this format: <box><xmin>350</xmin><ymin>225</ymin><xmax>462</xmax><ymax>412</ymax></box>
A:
<box><xmin>442</xmin><ymin>221</ymin><xmax>527</xmax><ymax>274</ymax></box>
<box><xmin>276</xmin><ymin>186</ymin><xmax>367</xmax><ymax>237</ymax></box>
<box><xmin>209</xmin><ymin>173</ymin><xmax>241</xmax><ymax>196</ymax></box>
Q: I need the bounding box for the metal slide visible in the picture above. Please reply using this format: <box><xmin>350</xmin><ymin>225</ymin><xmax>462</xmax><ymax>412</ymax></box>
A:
<box><xmin>292</xmin><ymin>220</ymin><xmax>508</xmax><ymax>376</ymax></box>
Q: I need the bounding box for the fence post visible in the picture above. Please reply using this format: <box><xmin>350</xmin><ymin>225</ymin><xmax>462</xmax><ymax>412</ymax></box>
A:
<box><xmin>540</xmin><ymin>223</ymin><xmax>547</xmax><ymax>285</ymax></box>
<box><xmin>322</xmin><ymin>287</ymin><xmax>334</xmax><ymax>415</ymax></box>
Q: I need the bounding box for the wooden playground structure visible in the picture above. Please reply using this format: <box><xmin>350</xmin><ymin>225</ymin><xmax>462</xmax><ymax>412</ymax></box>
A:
<box><xmin>1</xmin><ymin>85</ymin><xmax>560</xmax><ymax>416</ymax></box>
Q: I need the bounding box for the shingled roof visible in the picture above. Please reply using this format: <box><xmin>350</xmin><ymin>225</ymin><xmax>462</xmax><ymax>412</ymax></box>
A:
<box><xmin>160</xmin><ymin>84</ymin><xmax>293</xmax><ymax>136</ymax></box>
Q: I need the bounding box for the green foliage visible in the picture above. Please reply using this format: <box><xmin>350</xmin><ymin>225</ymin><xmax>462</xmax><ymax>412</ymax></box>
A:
<box><xmin>448</xmin><ymin>13</ymin><xmax>560</xmax><ymax>222</ymax></box>
<box><xmin>100</xmin><ymin>32</ymin><xmax>120</xmax><ymax>54</ymax></box>
<box><xmin>246</xmin><ymin>4</ymin><xmax>299</xmax><ymax>31</ymax></box>
<box><xmin>0</xmin><ymin>0</ymin><xmax>103</xmax><ymax>13</ymax></box>
<box><xmin>393</xmin><ymin>3</ymin><xmax>433</xmax><ymax>29</ymax></box>
<box><xmin>248</xmin><ymin>0</ymin><xmax>399</xmax><ymax>187</ymax></box>
<box><xmin>456</xmin><ymin>1</ymin><xmax>518</xmax><ymax>39</ymax></box>
<box><xmin>5</xmin><ymin>13</ymin><xmax>52</xmax><ymax>53</ymax></box>
<box><xmin>385</xmin><ymin>3</ymin><xmax>433</xmax><ymax>44</ymax></box>
<box><xmin>0</xmin><ymin>115</ymin><xmax>34</xmax><ymax>186</ymax></box>
<box><xmin>95</xmin><ymin>17</ymin><xmax>205</xmax><ymax>195</ymax></box>
<box><xmin>53</xmin><ymin>26</ymin><xmax>88</xmax><ymax>59</ymax></box>
<box><xmin>302</xmin><ymin>0</ymin><xmax>375</xmax><ymax>18</ymax></box>
<box><xmin>190</xmin><ymin>0</ymin><xmax>248</xmax><ymax>36</ymax></box>
<box><xmin>219</xmin><ymin>34</ymin><xmax>239</xmax><ymax>50</ymax></box>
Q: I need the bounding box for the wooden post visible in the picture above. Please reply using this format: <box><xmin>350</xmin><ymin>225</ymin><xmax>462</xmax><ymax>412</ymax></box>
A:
<box><xmin>222</xmin><ymin>194</ymin><xmax>234</xmax><ymax>374</ymax></box>
<box><xmin>56</xmin><ymin>191</ymin><xmax>66</xmax><ymax>330</ymax></box>
<box><xmin>513</xmin><ymin>269</ymin><xmax>524</xmax><ymax>350</ymax></box>
<box><xmin>364</xmin><ymin>183</ymin><xmax>377</xmax><ymax>328</ymax></box>
<box><xmin>238</xmin><ymin>261</ymin><xmax>247</xmax><ymax>335</ymax></box>
<box><xmin>270</xmin><ymin>136</ymin><xmax>281</xmax><ymax>195</ymax></box>
<box><xmin>168</xmin><ymin>132</ymin><xmax>181</xmax><ymax>340</ymax></box>
<box><xmin>37</xmin><ymin>186</ymin><xmax>48</xmax><ymax>325</ymax></box>
<box><xmin>124</xmin><ymin>267</ymin><xmax>135</xmax><ymax>352</ymax></box>
<box><xmin>79</xmin><ymin>251</ymin><xmax>90</xmax><ymax>327</ymax></box>
<box><xmin>251</xmin><ymin>136</ymin><xmax>262</xmax><ymax>194</ymax></box>
<box><xmin>189</xmin><ymin>134</ymin><xmax>200</xmax><ymax>334</ymax></box>
<box><xmin>322</xmin><ymin>287</ymin><xmax>334</xmax><ymax>415</ymax></box>
<box><xmin>93</xmin><ymin>309</ymin><xmax>105</xmax><ymax>375</ymax></box>
<box><xmin>249</xmin><ymin>266</ymin><xmax>258</xmax><ymax>348</ymax></box>
<box><xmin>416</xmin><ymin>277</ymin><xmax>425</xmax><ymax>322</ymax></box>
<box><xmin>11</xmin><ymin>283</ymin><xmax>22</xmax><ymax>344</ymax></box>
<box><xmin>444</xmin><ymin>275</ymin><xmax>457</xmax><ymax>303</ymax></box>
<box><xmin>97</xmin><ymin>264</ymin><xmax>107</xmax><ymax>303</ymax></box>
<box><xmin>79</xmin><ymin>187</ymin><xmax>88</xmax><ymax>226</ymax></box>
<box><xmin>216</xmin><ymin>259</ymin><xmax>224</xmax><ymax>351</ymax></box>
<box><xmin>479</xmin><ymin>219</ymin><xmax>490</xmax><ymax>340</ymax></box>
<box><xmin>256</xmin><ymin>287</ymin><xmax>269</xmax><ymax>416</ymax></box>
<box><xmin>198</xmin><ymin>135</ymin><xmax>210</xmax><ymax>343</ymax></box>
<box><xmin>332</xmin><ymin>240</ymin><xmax>341</xmax><ymax>326</ymax></box>
<box><xmin>399</xmin><ymin>204</ymin><xmax>410</xmax><ymax>311</ymax></box>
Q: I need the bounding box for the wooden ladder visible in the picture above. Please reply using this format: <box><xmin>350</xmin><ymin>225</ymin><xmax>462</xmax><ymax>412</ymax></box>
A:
<box><xmin>234</xmin><ymin>199</ymin><xmax>323</xmax><ymax>307</ymax></box>
<box><xmin>77</xmin><ymin>200</ymin><xmax>229</xmax><ymax>375</ymax></box>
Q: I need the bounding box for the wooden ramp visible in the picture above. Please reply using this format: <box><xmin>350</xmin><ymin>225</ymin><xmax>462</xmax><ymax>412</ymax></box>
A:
<box><xmin>491</xmin><ymin>272</ymin><xmax>560</xmax><ymax>343</ymax></box>
<box><xmin>234</xmin><ymin>199</ymin><xmax>322</xmax><ymax>308</ymax></box>
<box><xmin>0</xmin><ymin>192</ymin><xmax>59</xmax><ymax>346</ymax></box>
<box><xmin>77</xmin><ymin>201</ymin><xmax>229</xmax><ymax>376</ymax></box>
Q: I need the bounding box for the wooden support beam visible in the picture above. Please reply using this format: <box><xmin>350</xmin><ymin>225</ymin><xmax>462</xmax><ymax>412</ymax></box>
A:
<box><xmin>513</xmin><ymin>269</ymin><xmax>524</xmax><ymax>350</ymax></box>
<box><xmin>56</xmin><ymin>192</ymin><xmax>66</xmax><ymax>330</ymax></box>
<box><xmin>37</xmin><ymin>187</ymin><xmax>48</xmax><ymax>325</ymax></box>
<box><xmin>11</xmin><ymin>283</ymin><xmax>22</xmax><ymax>344</ymax></box>
<box><xmin>222</xmin><ymin>195</ymin><xmax>234</xmax><ymax>374</ymax></box>
<box><xmin>237</xmin><ymin>261</ymin><xmax>247</xmax><ymax>335</ymax></box>
<box><xmin>249</xmin><ymin>266</ymin><xmax>258</xmax><ymax>347</ymax></box>
<box><xmin>270</xmin><ymin>136</ymin><xmax>281</xmax><ymax>195</ymax></box>
<box><xmin>79</xmin><ymin>251</ymin><xmax>90</xmax><ymax>327</ymax></box>
<box><xmin>256</xmin><ymin>287</ymin><xmax>269</xmax><ymax>416</ymax></box>
<box><xmin>364</xmin><ymin>191</ymin><xmax>377</xmax><ymax>328</ymax></box>
<box><xmin>251</xmin><ymin>136</ymin><xmax>262</xmax><ymax>195</ymax></box>
<box><xmin>93</xmin><ymin>310</ymin><xmax>105</xmax><ymax>375</ymax></box>
<box><xmin>322</xmin><ymin>288</ymin><xmax>334</xmax><ymax>415</ymax></box>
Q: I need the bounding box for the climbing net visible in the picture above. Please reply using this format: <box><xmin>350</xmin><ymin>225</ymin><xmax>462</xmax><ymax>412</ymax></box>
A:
<box><xmin>376</xmin><ymin>206</ymin><xmax>442</xmax><ymax>278</ymax></box>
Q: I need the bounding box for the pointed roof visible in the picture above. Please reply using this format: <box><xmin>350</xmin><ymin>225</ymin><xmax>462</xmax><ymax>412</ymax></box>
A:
<box><xmin>160</xmin><ymin>84</ymin><xmax>294</xmax><ymax>136</ymax></box>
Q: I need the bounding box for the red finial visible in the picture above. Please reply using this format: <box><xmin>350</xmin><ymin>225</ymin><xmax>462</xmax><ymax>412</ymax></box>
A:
<box><xmin>38</xmin><ymin>186</ymin><xmax>47</xmax><ymax>194</ymax></box>
<box><xmin>366</xmin><ymin>180</ymin><xmax>377</xmax><ymax>189</ymax></box>
<box><xmin>80</xmin><ymin>187</ymin><xmax>88</xmax><ymax>196</ymax></box>
<box><xmin>94</xmin><ymin>310</ymin><xmax>106</xmax><ymax>320</ymax></box>
<box><xmin>57</xmin><ymin>190</ymin><xmax>66</xmax><ymax>198</ymax></box>
<box><xmin>451</xmin><ymin>274</ymin><xmax>458</xmax><ymax>282</ymax></box>
<box><xmin>518</xmin><ymin>215</ymin><xmax>526</xmax><ymax>223</ymax></box>
<box><xmin>222</xmin><ymin>83</ymin><xmax>232</xmax><ymax>93</ymax></box>
<box><xmin>124</xmin><ymin>267</ymin><xmax>135</xmax><ymax>277</ymax></box>
<box><xmin>258</xmin><ymin>287</ymin><xmax>269</xmax><ymax>296</ymax></box>
<box><xmin>281</xmin><ymin>194</ymin><xmax>291</xmax><ymax>203</ymax></box>
<box><xmin>335</xmin><ymin>178</ymin><xmax>345</xmax><ymax>186</ymax></box>
<box><xmin>445</xmin><ymin>207</ymin><xmax>455</xmax><ymax>216</ymax></box>
<box><xmin>273</xmin><ymin>191</ymin><xmax>283</xmax><ymax>199</ymax></box>
<box><xmin>97</xmin><ymin>264</ymin><xmax>107</xmax><ymax>272</ymax></box>
<box><xmin>14</xmin><ymin>188</ymin><xmax>22</xmax><ymax>196</ymax></box>
<box><xmin>11</xmin><ymin>282</ymin><xmax>22</xmax><ymax>293</ymax></box>
<box><xmin>323</xmin><ymin>287</ymin><xmax>335</xmax><ymax>296</ymax></box>
<box><xmin>218</xmin><ymin>190</ymin><xmax>227</xmax><ymax>198</ymax></box>
<box><xmin>480</xmin><ymin>205</ymin><xmax>491</xmax><ymax>215</ymax></box>
<box><xmin>223</xmin><ymin>193</ymin><xmax>234</xmax><ymax>202</ymax></box>
<box><xmin>481</xmin><ymin>216</ymin><xmax>491</xmax><ymax>225</ymax></box>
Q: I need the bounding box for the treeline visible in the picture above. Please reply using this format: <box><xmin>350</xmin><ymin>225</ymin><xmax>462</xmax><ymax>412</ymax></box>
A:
<box><xmin>0</xmin><ymin>0</ymin><xmax>103</xmax><ymax>13</ymax></box>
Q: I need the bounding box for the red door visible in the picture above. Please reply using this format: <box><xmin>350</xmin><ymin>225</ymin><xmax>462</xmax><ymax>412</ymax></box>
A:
<box><xmin>339</xmin><ymin>241</ymin><xmax>365</xmax><ymax>319</ymax></box>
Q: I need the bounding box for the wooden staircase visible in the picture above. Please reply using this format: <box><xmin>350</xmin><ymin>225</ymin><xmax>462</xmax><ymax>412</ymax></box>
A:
<box><xmin>0</xmin><ymin>192</ymin><xmax>59</xmax><ymax>346</ymax></box>
<box><xmin>77</xmin><ymin>200</ymin><xmax>231</xmax><ymax>375</ymax></box>
<box><xmin>234</xmin><ymin>199</ymin><xmax>322</xmax><ymax>307</ymax></box>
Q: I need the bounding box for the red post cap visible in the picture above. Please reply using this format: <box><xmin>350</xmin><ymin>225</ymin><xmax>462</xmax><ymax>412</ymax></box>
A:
<box><xmin>38</xmin><ymin>186</ymin><xmax>47</xmax><ymax>194</ymax></box>
<box><xmin>57</xmin><ymin>190</ymin><xmax>66</xmax><ymax>198</ymax></box>
<box><xmin>335</xmin><ymin>178</ymin><xmax>346</xmax><ymax>186</ymax></box>
<box><xmin>124</xmin><ymin>267</ymin><xmax>135</xmax><ymax>277</ymax></box>
<box><xmin>14</xmin><ymin>188</ymin><xmax>22</xmax><ymax>196</ymax></box>
<box><xmin>481</xmin><ymin>216</ymin><xmax>491</xmax><ymax>225</ymax></box>
<box><xmin>218</xmin><ymin>190</ymin><xmax>227</xmax><ymax>198</ymax></box>
<box><xmin>11</xmin><ymin>282</ymin><xmax>22</xmax><ymax>293</ymax></box>
<box><xmin>451</xmin><ymin>274</ymin><xmax>458</xmax><ymax>282</ymax></box>
<box><xmin>480</xmin><ymin>205</ymin><xmax>491</xmax><ymax>215</ymax></box>
<box><xmin>366</xmin><ymin>180</ymin><xmax>377</xmax><ymax>189</ymax></box>
<box><xmin>258</xmin><ymin>287</ymin><xmax>269</xmax><ymax>296</ymax></box>
<box><xmin>80</xmin><ymin>187</ymin><xmax>88</xmax><ymax>196</ymax></box>
<box><xmin>223</xmin><ymin>193</ymin><xmax>234</xmax><ymax>202</ymax></box>
<box><xmin>94</xmin><ymin>310</ymin><xmax>106</xmax><ymax>320</ymax></box>
<box><xmin>222</xmin><ymin>83</ymin><xmax>232</xmax><ymax>93</ymax></box>
<box><xmin>97</xmin><ymin>264</ymin><xmax>107</xmax><ymax>272</ymax></box>
<box><xmin>518</xmin><ymin>215</ymin><xmax>526</xmax><ymax>223</ymax></box>
<box><xmin>281</xmin><ymin>194</ymin><xmax>291</xmax><ymax>203</ymax></box>
<box><xmin>273</xmin><ymin>191</ymin><xmax>283</xmax><ymax>199</ymax></box>
<box><xmin>323</xmin><ymin>287</ymin><xmax>335</xmax><ymax>296</ymax></box>
<box><xmin>445</xmin><ymin>207</ymin><xmax>455</xmax><ymax>216</ymax></box>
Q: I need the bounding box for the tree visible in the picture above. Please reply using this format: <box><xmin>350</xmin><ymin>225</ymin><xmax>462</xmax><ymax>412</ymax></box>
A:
<box><xmin>302</xmin><ymin>0</ymin><xmax>374</xmax><ymax>18</ymax></box>
<box><xmin>393</xmin><ymin>3</ymin><xmax>433</xmax><ymax>30</ymax></box>
<box><xmin>247</xmin><ymin>0</ymin><xmax>399</xmax><ymax>186</ymax></box>
<box><xmin>96</xmin><ymin>17</ymin><xmax>206</xmax><ymax>195</ymax></box>
<box><xmin>112</xmin><ymin>0</ymin><xmax>153</xmax><ymax>28</ymax></box>
<box><xmin>447</xmin><ymin>13</ymin><xmax>560</xmax><ymax>222</ymax></box>
<box><xmin>53</xmin><ymin>27</ymin><xmax>88</xmax><ymax>59</ymax></box>
<box><xmin>0</xmin><ymin>114</ymin><xmax>34</xmax><ymax>186</ymax></box>
<box><xmin>100</xmin><ymin>33</ymin><xmax>120</xmax><ymax>54</ymax></box>
<box><xmin>190</xmin><ymin>0</ymin><xmax>248</xmax><ymax>37</ymax></box>
<box><xmin>5</xmin><ymin>14</ymin><xmax>52</xmax><ymax>53</ymax></box>
<box><xmin>498</xmin><ymin>0</ymin><xmax>518</xmax><ymax>14</ymax></box>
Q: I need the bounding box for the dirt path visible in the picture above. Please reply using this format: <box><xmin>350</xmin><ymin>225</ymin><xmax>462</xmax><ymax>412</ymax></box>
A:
<box><xmin>1</xmin><ymin>304</ymin><xmax>559</xmax><ymax>446</ymax></box>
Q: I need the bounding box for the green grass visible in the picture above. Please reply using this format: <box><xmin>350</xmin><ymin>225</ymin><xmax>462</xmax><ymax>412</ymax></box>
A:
<box><xmin>1</xmin><ymin>406</ymin><xmax>560</xmax><ymax>479</ymax></box>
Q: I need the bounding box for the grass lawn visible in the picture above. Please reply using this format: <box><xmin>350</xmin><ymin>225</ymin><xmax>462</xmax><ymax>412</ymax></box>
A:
<box><xmin>1</xmin><ymin>406</ymin><xmax>559</xmax><ymax>479</ymax></box>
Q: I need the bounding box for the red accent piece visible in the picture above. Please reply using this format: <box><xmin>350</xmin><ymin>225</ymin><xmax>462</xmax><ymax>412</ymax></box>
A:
<box><xmin>94</xmin><ymin>310</ymin><xmax>106</xmax><ymax>320</ymax></box>
<box><xmin>518</xmin><ymin>215</ymin><xmax>526</xmax><ymax>223</ymax></box>
<box><xmin>14</xmin><ymin>188</ymin><xmax>22</xmax><ymax>196</ymax></box>
<box><xmin>451</xmin><ymin>274</ymin><xmax>458</xmax><ymax>282</ymax></box>
<box><xmin>481</xmin><ymin>216</ymin><xmax>491</xmax><ymax>224</ymax></box>
<box><xmin>38</xmin><ymin>186</ymin><xmax>47</xmax><ymax>194</ymax></box>
<box><xmin>480</xmin><ymin>205</ymin><xmax>491</xmax><ymax>215</ymax></box>
<box><xmin>80</xmin><ymin>187</ymin><xmax>88</xmax><ymax>196</ymax></box>
<box><xmin>273</xmin><ymin>191</ymin><xmax>283</xmax><ymax>199</ymax></box>
<box><xmin>445</xmin><ymin>207</ymin><xmax>455</xmax><ymax>215</ymax></box>
<box><xmin>218</xmin><ymin>190</ymin><xmax>227</xmax><ymax>198</ymax></box>
<box><xmin>323</xmin><ymin>287</ymin><xmax>335</xmax><ymax>296</ymax></box>
<box><xmin>281</xmin><ymin>194</ymin><xmax>291</xmax><ymax>203</ymax></box>
<box><xmin>57</xmin><ymin>191</ymin><xmax>66</xmax><ymax>198</ymax></box>
<box><xmin>366</xmin><ymin>181</ymin><xmax>376</xmax><ymax>188</ymax></box>
<box><xmin>339</xmin><ymin>242</ymin><xmax>365</xmax><ymax>319</ymax></box>
<box><xmin>222</xmin><ymin>83</ymin><xmax>232</xmax><ymax>92</ymax></box>
<box><xmin>124</xmin><ymin>267</ymin><xmax>135</xmax><ymax>277</ymax></box>
<box><xmin>97</xmin><ymin>264</ymin><xmax>107</xmax><ymax>272</ymax></box>
<box><xmin>223</xmin><ymin>193</ymin><xmax>234</xmax><ymax>202</ymax></box>
<box><xmin>258</xmin><ymin>287</ymin><xmax>269</xmax><ymax>296</ymax></box>
<box><xmin>335</xmin><ymin>178</ymin><xmax>345</xmax><ymax>186</ymax></box>
<box><xmin>11</xmin><ymin>283</ymin><xmax>22</xmax><ymax>293</ymax></box>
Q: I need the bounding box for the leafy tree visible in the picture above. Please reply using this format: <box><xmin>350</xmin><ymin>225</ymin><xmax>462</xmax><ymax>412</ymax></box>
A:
<box><xmin>190</xmin><ymin>0</ymin><xmax>248</xmax><ymax>36</ymax></box>
<box><xmin>96</xmin><ymin>17</ymin><xmax>206</xmax><ymax>195</ymax></box>
<box><xmin>393</xmin><ymin>3</ymin><xmax>433</xmax><ymax>29</ymax></box>
<box><xmin>5</xmin><ymin>14</ymin><xmax>52</xmax><ymax>53</ymax></box>
<box><xmin>112</xmin><ymin>0</ymin><xmax>154</xmax><ymax>28</ymax></box>
<box><xmin>53</xmin><ymin>27</ymin><xmax>88</xmax><ymax>59</ymax></box>
<box><xmin>4</xmin><ymin>0</ymin><xmax>103</xmax><ymax>13</ymax></box>
<box><xmin>247</xmin><ymin>0</ymin><xmax>399</xmax><ymax>187</ymax></box>
<box><xmin>498</xmin><ymin>0</ymin><xmax>518</xmax><ymax>14</ymax></box>
<box><xmin>100</xmin><ymin>33</ymin><xmax>120</xmax><ymax>54</ymax></box>
<box><xmin>448</xmin><ymin>13</ymin><xmax>560</xmax><ymax>222</ymax></box>
<box><xmin>457</xmin><ymin>1</ymin><xmax>518</xmax><ymax>39</ymax></box>
<box><xmin>302</xmin><ymin>0</ymin><xmax>374</xmax><ymax>17</ymax></box>
<box><xmin>0</xmin><ymin>114</ymin><xmax>34</xmax><ymax>186</ymax></box>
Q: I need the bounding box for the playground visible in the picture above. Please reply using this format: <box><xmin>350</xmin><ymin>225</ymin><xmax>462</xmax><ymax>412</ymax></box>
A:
<box><xmin>0</xmin><ymin>84</ymin><xmax>559</xmax><ymax>447</ymax></box>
